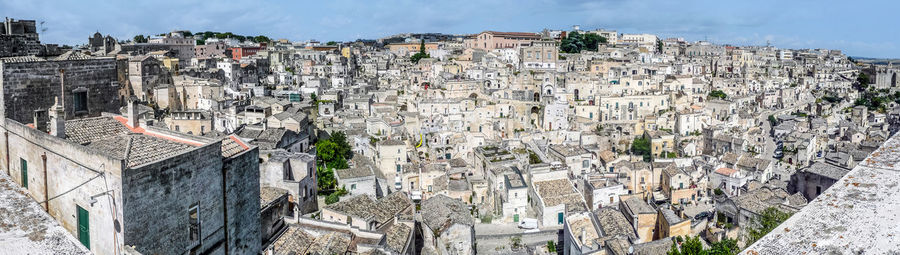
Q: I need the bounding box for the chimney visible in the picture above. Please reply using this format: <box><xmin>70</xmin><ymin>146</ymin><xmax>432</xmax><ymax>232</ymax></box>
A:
<box><xmin>580</xmin><ymin>228</ymin><xmax>586</xmax><ymax>245</ymax></box>
<box><xmin>127</xmin><ymin>98</ymin><xmax>139</xmax><ymax>128</ymax></box>
<box><xmin>49</xmin><ymin>97</ymin><xmax>65</xmax><ymax>138</ymax></box>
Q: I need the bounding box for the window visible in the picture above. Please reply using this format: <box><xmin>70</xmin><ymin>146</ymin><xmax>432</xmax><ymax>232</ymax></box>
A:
<box><xmin>72</xmin><ymin>91</ymin><xmax>88</xmax><ymax>113</ymax></box>
<box><xmin>189</xmin><ymin>204</ymin><xmax>200</xmax><ymax>244</ymax></box>
<box><xmin>582</xmin><ymin>160</ymin><xmax>589</xmax><ymax>169</ymax></box>
<box><xmin>350</xmin><ymin>184</ymin><xmax>356</xmax><ymax>190</ymax></box>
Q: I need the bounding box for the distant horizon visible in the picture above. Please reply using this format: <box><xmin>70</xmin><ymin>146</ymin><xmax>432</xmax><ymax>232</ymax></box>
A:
<box><xmin>3</xmin><ymin>0</ymin><xmax>899</xmax><ymax>58</ymax></box>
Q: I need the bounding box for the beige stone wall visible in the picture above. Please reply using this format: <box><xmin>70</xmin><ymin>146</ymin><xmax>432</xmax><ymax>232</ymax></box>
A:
<box><xmin>165</xmin><ymin>118</ymin><xmax>212</xmax><ymax>135</ymax></box>
<box><xmin>1</xmin><ymin>119</ymin><xmax>125</xmax><ymax>255</ymax></box>
<box><xmin>637</xmin><ymin>213</ymin><xmax>658</xmax><ymax>242</ymax></box>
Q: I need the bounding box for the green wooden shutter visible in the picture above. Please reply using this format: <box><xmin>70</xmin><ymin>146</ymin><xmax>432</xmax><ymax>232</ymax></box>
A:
<box><xmin>558</xmin><ymin>212</ymin><xmax>564</xmax><ymax>224</ymax></box>
<box><xmin>20</xmin><ymin>158</ymin><xmax>27</xmax><ymax>188</ymax></box>
<box><xmin>513</xmin><ymin>214</ymin><xmax>519</xmax><ymax>222</ymax></box>
<box><xmin>77</xmin><ymin>206</ymin><xmax>90</xmax><ymax>250</ymax></box>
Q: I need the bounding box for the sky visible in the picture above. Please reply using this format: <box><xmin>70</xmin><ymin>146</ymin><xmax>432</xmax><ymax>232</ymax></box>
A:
<box><xmin>2</xmin><ymin>0</ymin><xmax>899</xmax><ymax>58</ymax></box>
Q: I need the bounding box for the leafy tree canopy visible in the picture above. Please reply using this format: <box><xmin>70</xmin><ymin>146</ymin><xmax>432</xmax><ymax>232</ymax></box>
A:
<box><xmin>560</xmin><ymin>31</ymin><xmax>607</xmax><ymax>53</ymax></box>
<box><xmin>746</xmin><ymin>207</ymin><xmax>792</xmax><ymax>246</ymax></box>
<box><xmin>708</xmin><ymin>90</ymin><xmax>728</xmax><ymax>100</ymax></box>
<box><xmin>631</xmin><ymin>136</ymin><xmax>652</xmax><ymax>162</ymax></box>
<box><xmin>668</xmin><ymin>236</ymin><xmax>739</xmax><ymax>255</ymax></box>
<box><xmin>133</xmin><ymin>35</ymin><xmax>148</xmax><ymax>43</ymax></box>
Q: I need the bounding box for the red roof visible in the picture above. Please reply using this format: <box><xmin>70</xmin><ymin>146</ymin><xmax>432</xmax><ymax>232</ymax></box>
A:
<box><xmin>482</xmin><ymin>31</ymin><xmax>541</xmax><ymax>38</ymax></box>
<box><xmin>715</xmin><ymin>167</ymin><xmax>738</xmax><ymax>176</ymax></box>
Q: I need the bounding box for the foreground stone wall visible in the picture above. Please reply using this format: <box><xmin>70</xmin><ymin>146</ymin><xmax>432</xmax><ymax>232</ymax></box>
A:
<box><xmin>223</xmin><ymin>146</ymin><xmax>262</xmax><ymax>254</ymax></box>
<box><xmin>0</xmin><ymin>118</ymin><xmax>126</xmax><ymax>255</ymax></box>
<box><xmin>121</xmin><ymin>142</ymin><xmax>225</xmax><ymax>255</ymax></box>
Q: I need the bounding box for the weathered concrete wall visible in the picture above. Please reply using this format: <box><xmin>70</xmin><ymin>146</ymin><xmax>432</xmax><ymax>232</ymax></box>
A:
<box><xmin>0</xmin><ymin>118</ymin><xmax>126</xmax><ymax>255</ymax></box>
<box><xmin>121</xmin><ymin>141</ymin><xmax>225</xmax><ymax>255</ymax></box>
<box><xmin>0</xmin><ymin>58</ymin><xmax>121</xmax><ymax>124</ymax></box>
<box><xmin>223</xmin><ymin>147</ymin><xmax>262</xmax><ymax>255</ymax></box>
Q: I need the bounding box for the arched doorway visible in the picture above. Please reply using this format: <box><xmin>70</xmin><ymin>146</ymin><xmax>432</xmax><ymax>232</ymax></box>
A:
<box><xmin>574</xmin><ymin>89</ymin><xmax>580</xmax><ymax>101</ymax></box>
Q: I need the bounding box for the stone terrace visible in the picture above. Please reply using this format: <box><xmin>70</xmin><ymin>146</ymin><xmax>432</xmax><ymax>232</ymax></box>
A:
<box><xmin>744</xmin><ymin>134</ymin><xmax>900</xmax><ymax>254</ymax></box>
<box><xmin>0</xmin><ymin>173</ymin><xmax>90</xmax><ymax>254</ymax></box>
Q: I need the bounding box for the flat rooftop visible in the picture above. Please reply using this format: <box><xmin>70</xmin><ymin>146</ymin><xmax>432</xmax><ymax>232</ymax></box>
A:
<box><xmin>744</xmin><ymin>134</ymin><xmax>900</xmax><ymax>254</ymax></box>
<box><xmin>0</xmin><ymin>173</ymin><xmax>90</xmax><ymax>254</ymax></box>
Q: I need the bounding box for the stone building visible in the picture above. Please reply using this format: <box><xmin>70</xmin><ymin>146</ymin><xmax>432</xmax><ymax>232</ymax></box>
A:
<box><xmin>519</xmin><ymin>33</ymin><xmax>558</xmax><ymax>70</ymax></box>
<box><xmin>259</xmin><ymin>149</ymin><xmax>318</xmax><ymax>215</ymax></box>
<box><xmin>654</xmin><ymin>208</ymin><xmax>689</xmax><ymax>240</ymax></box>
<box><xmin>421</xmin><ymin>194</ymin><xmax>475</xmax><ymax>255</ymax></box>
<box><xmin>0</xmin><ymin>55</ymin><xmax>122</xmax><ymax>125</ymax></box>
<box><xmin>0</xmin><ymin>101</ymin><xmax>261</xmax><ymax>255</ymax></box>
<box><xmin>126</xmin><ymin>55</ymin><xmax>172</xmax><ymax>102</ymax></box>
<box><xmin>0</xmin><ymin>17</ymin><xmax>43</xmax><ymax>57</ymax></box>
<box><xmin>88</xmin><ymin>32</ymin><xmax>119</xmax><ymax>55</ymax></box>
<box><xmin>164</xmin><ymin>110</ymin><xmax>213</xmax><ymax>135</ymax></box>
<box><xmin>788</xmin><ymin>161</ymin><xmax>850</xmax><ymax>201</ymax></box>
<box><xmin>620</xmin><ymin>196</ymin><xmax>657</xmax><ymax>243</ymax></box>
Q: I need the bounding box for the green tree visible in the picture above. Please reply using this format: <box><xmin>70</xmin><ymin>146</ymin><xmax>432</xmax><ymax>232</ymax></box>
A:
<box><xmin>317</xmin><ymin>165</ymin><xmax>337</xmax><ymax>191</ymax></box>
<box><xmin>668</xmin><ymin>236</ymin><xmax>739</xmax><ymax>255</ymax></box>
<box><xmin>528</xmin><ymin>150</ymin><xmax>542</xmax><ymax>164</ymax></box>
<box><xmin>668</xmin><ymin>236</ymin><xmax>704</xmax><ymax>255</ymax></box>
<box><xmin>707</xmin><ymin>238</ymin><xmax>739</xmax><ymax>255</ymax></box>
<box><xmin>856</xmin><ymin>72</ymin><xmax>870</xmax><ymax>91</ymax></box>
<box><xmin>316</xmin><ymin>139</ymin><xmax>348</xmax><ymax>169</ymax></box>
<box><xmin>133</xmin><ymin>35</ymin><xmax>148</xmax><ymax>43</ymax></box>
<box><xmin>316</xmin><ymin>140</ymin><xmax>339</xmax><ymax>164</ymax></box>
<box><xmin>746</xmin><ymin>207</ymin><xmax>792</xmax><ymax>246</ymax></box>
<box><xmin>330</xmin><ymin>131</ymin><xmax>352</xmax><ymax>160</ymax></box>
<box><xmin>410</xmin><ymin>39</ymin><xmax>431</xmax><ymax>64</ymax></box>
<box><xmin>253</xmin><ymin>35</ymin><xmax>271</xmax><ymax>43</ymax></box>
<box><xmin>631</xmin><ymin>137</ymin><xmax>652</xmax><ymax>162</ymax></box>
<box><xmin>326</xmin><ymin>41</ymin><xmax>338</xmax><ymax>46</ymax></box>
<box><xmin>310</xmin><ymin>93</ymin><xmax>317</xmax><ymax>103</ymax></box>
<box><xmin>546</xmin><ymin>241</ymin><xmax>556</xmax><ymax>252</ymax></box>
<box><xmin>708</xmin><ymin>90</ymin><xmax>727</xmax><ymax>100</ymax></box>
<box><xmin>560</xmin><ymin>31</ymin><xmax>607</xmax><ymax>53</ymax></box>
